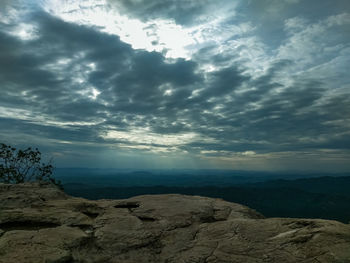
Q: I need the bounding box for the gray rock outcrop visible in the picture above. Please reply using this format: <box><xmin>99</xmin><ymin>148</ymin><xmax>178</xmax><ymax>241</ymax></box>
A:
<box><xmin>0</xmin><ymin>183</ymin><xmax>350</xmax><ymax>262</ymax></box>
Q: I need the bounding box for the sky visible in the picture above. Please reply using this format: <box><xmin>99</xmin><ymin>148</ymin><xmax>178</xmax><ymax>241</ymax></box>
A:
<box><xmin>0</xmin><ymin>0</ymin><xmax>349</xmax><ymax>172</ymax></box>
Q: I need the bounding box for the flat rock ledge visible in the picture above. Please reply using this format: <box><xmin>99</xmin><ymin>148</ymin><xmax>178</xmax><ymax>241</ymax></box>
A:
<box><xmin>0</xmin><ymin>183</ymin><xmax>350</xmax><ymax>263</ymax></box>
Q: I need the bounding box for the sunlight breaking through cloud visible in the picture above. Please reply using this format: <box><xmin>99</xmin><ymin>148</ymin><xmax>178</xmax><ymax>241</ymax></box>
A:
<box><xmin>102</xmin><ymin>129</ymin><xmax>198</xmax><ymax>146</ymax></box>
<box><xmin>41</xmin><ymin>0</ymin><xmax>196</xmax><ymax>59</ymax></box>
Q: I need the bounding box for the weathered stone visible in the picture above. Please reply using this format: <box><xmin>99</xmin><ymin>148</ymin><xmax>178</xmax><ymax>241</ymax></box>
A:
<box><xmin>0</xmin><ymin>183</ymin><xmax>349</xmax><ymax>263</ymax></box>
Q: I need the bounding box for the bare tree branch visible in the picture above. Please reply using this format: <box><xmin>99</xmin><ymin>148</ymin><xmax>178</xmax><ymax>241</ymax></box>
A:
<box><xmin>0</xmin><ymin>143</ymin><xmax>62</xmax><ymax>188</ymax></box>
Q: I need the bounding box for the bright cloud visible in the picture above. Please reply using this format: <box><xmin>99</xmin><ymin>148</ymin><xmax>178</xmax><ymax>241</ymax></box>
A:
<box><xmin>102</xmin><ymin>128</ymin><xmax>198</xmax><ymax>146</ymax></box>
<box><xmin>41</xmin><ymin>0</ymin><xmax>196</xmax><ymax>59</ymax></box>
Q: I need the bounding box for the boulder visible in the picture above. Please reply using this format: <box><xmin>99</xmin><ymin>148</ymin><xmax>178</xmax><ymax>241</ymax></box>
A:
<box><xmin>0</xmin><ymin>183</ymin><xmax>349</xmax><ymax>263</ymax></box>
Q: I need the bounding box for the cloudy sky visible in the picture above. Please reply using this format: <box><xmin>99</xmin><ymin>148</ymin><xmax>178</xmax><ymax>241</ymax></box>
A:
<box><xmin>1</xmin><ymin>0</ymin><xmax>349</xmax><ymax>172</ymax></box>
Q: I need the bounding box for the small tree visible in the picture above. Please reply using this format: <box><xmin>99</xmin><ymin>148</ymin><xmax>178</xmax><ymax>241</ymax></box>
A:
<box><xmin>0</xmin><ymin>143</ymin><xmax>62</xmax><ymax>188</ymax></box>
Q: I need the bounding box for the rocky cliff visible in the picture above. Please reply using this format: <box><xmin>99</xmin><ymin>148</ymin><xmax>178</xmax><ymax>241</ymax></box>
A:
<box><xmin>0</xmin><ymin>183</ymin><xmax>349</xmax><ymax>263</ymax></box>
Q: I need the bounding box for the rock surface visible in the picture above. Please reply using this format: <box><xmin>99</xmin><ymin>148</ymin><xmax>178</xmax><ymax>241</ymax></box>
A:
<box><xmin>0</xmin><ymin>183</ymin><xmax>350</xmax><ymax>263</ymax></box>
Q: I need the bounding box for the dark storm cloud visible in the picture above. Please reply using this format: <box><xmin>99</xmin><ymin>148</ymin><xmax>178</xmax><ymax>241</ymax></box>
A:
<box><xmin>0</xmin><ymin>31</ymin><xmax>61</xmax><ymax>92</ymax></box>
<box><xmin>0</xmin><ymin>10</ymin><xmax>203</xmax><ymax>143</ymax></box>
<box><xmin>34</xmin><ymin>12</ymin><xmax>201</xmax><ymax>117</ymax></box>
<box><xmin>109</xmin><ymin>52</ymin><xmax>199</xmax><ymax>102</ymax></box>
<box><xmin>169</xmin><ymin>58</ymin><xmax>350</xmax><ymax>154</ymax></box>
<box><xmin>200</xmin><ymin>66</ymin><xmax>250</xmax><ymax>98</ymax></box>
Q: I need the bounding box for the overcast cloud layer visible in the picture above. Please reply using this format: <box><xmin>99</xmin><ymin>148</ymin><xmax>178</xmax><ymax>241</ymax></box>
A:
<box><xmin>0</xmin><ymin>0</ymin><xmax>349</xmax><ymax>171</ymax></box>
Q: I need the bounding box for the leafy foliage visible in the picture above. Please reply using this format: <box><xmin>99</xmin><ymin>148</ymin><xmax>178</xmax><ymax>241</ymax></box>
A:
<box><xmin>0</xmin><ymin>143</ymin><xmax>61</xmax><ymax>188</ymax></box>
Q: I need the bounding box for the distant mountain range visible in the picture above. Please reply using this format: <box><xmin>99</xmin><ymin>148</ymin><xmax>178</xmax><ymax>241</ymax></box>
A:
<box><xmin>55</xmin><ymin>168</ymin><xmax>350</xmax><ymax>186</ymax></box>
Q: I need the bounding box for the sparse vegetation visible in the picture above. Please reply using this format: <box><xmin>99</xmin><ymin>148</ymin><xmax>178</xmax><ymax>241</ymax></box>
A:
<box><xmin>0</xmin><ymin>143</ymin><xmax>61</xmax><ymax>188</ymax></box>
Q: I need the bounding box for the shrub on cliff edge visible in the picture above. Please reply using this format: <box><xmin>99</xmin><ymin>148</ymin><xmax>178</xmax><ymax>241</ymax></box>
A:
<box><xmin>0</xmin><ymin>143</ymin><xmax>62</xmax><ymax>188</ymax></box>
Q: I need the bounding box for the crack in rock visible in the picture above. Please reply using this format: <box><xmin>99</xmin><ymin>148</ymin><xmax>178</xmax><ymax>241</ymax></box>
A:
<box><xmin>0</xmin><ymin>221</ymin><xmax>60</xmax><ymax>232</ymax></box>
